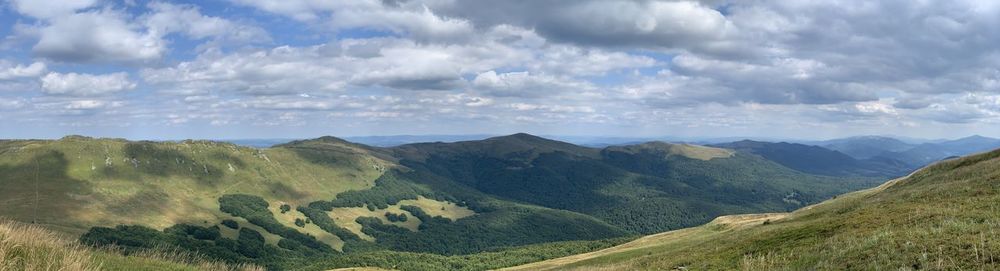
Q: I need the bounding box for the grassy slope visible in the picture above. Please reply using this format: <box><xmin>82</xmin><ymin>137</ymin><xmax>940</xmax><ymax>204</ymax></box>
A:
<box><xmin>506</xmin><ymin>148</ymin><xmax>1000</xmax><ymax>270</ymax></box>
<box><xmin>0</xmin><ymin>136</ymin><xmax>386</xmax><ymax>237</ymax></box>
<box><xmin>0</xmin><ymin>219</ymin><xmax>260</xmax><ymax>271</ymax></box>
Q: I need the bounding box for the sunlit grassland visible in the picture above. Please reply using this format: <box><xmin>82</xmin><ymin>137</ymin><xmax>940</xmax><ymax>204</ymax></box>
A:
<box><xmin>0</xmin><ymin>136</ymin><xmax>387</xmax><ymax>235</ymax></box>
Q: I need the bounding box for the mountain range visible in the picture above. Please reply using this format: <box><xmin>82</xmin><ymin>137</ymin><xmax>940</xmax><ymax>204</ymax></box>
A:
<box><xmin>2</xmin><ymin>133</ymin><xmax>999</xmax><ymax>270</ymax></box>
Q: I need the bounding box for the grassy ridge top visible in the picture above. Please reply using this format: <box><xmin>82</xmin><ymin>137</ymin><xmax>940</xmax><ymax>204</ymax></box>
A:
<box><xmin>505</xmin><ymin>148</ymin><xmax>1000</xmax><ymax>270</ymax></box>
<box><xmin>602</xmin><ymin>141</ymin><xmax>734</xmax><ymax>161</ymax></box>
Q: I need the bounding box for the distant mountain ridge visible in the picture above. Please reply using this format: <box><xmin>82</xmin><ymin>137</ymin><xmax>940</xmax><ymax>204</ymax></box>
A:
<box><xmin>819</xmin><ymin>135</ymin><xmax>1000</xmax><ymax>167</ymax></box>
<box><xmin>819</xmin><ymin>136</ymin><xmax>916</xmax><ymax>159</ymax></box>
<box><xmin>712</xmin><ymin>140</ymin><xmax>913</xmax><ymax>177</ymax></box>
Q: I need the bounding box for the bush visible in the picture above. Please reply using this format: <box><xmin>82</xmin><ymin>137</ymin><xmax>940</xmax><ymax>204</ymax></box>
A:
<box><xmin>221</xmin><ymin>219</ymin><xmax>239</xmax><ymax>229</ymax></box>
<box><xmin>280</xmin><ymin>204</ymin><xmax>291</xmax><ymax>214</ymax></box>
<box><xmin>294</xmin><ymin>218</ymin><xmax>306</xmax><ymax>228</ymax></box>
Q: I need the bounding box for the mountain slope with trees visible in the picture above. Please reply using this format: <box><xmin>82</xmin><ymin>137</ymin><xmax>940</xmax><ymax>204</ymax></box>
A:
<box><xmin>506</xmin><ymin>147</ymin><xmax>1000</xmax><ymax>270</ymax></box>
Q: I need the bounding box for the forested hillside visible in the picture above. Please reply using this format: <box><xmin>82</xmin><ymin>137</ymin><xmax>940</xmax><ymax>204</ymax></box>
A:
<box><xmin>507</xmin><ymin>147</ymin><xmax>1000</xmax><ymax>270</ymax></box>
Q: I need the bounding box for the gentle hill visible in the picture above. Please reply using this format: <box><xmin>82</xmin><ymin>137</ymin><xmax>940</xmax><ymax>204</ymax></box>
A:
<box><xmin>712</xmin><ymin>140</ymin><xmax>912</xmax><ymax>177</ymax></box>
<box><xmin>391</xmin><ymin>133</ymin><xmax>599</xmax><ymax>162</ymax></box>
<box><xmin>506</xmin><ymin>147</ymin><xmax>1000</xmax><ymax>270</ymax></box>
<box><xmin>820</xmin><ymin>136</ymin><xmax>915</xmax><ymax>159</ymax></box>
<box><xmin>0</xmin><ymin>136</ymin><xmax>386</xmax><ymax>234</ymax></box>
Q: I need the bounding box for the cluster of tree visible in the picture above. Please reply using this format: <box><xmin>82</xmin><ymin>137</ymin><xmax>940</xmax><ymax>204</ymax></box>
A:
<box><xmin>308</xmin><ymin>172</ymin><xmax>449</xmax><ymax>211</ymax></box>
<box><xmin>354</xmin><ymin>203</ymin><xmax>626</xmax><ymax>255</ymax></box>
<box><xmin>384</xmin><ymin>212</ymin><xmax>408</xmax><ymax>222</ymax></box>
<box><xmin>79</xmin><ymin>224</ymin><xmax>288</xmax><ymax>270</ymax></box>
<box><xmin>221</xmin><ymin>219</ymin><xmax>239</xmax><ymax>229</ymax></box>
<box><xmin>218</xmin><ymin>194</ymin><xmax>332</xmax><ymax>253</ymax></box>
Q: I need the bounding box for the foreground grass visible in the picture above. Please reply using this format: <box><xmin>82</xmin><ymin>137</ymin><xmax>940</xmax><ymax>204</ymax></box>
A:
<box><xmin>507</xmin><ymin>149</ymin><xmax>1000</xmax><ymax>270</ymax></box>
<box><xmin>0</xmin><ymin>219</ymin><xmax>262</xmax><ymax>271</ymax></box>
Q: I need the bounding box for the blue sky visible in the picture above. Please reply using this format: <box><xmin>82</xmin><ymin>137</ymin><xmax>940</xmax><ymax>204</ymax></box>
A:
<box><xmin>0</xmin><ymin>0</ymin><xmax>999</xmax><ymax>140</ymax></box>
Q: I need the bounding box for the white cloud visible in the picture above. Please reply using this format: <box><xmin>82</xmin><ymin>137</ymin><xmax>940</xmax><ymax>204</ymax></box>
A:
<box><xmin>0</xmin><ymin>61</ymin><xmax>46</xmax><ymax>80</ymax></box>
<box><xmin>20</xmin><ymin>2</ymin><xmax>269</xmax><ymax>64</ymax></box>
<box><xmin>64</xmin><ymin>100</ymin><xmax>122</xmax><ymax>110</ymax></box>
<box><xmin>32</xmin><ymin>10</ymin><xmax>166</xmax><ymax>63</ymax></box>
<box><xmin>144</xmin><ymin>2</ymin><xmax>270</xmax><ymax>44</ymax></box>
<box><xmin>331</xmin><ymin>6</ymin><xmax>474</xmax><ymax>43</ymax></box>
<box><xmin>9</xmin><ymin>0</ymin><xmax>96</xmax><ymax>19</ymax></box>
<box><xmin>40</xmin><ymin>72</ymin><xmax>136</xmax><ymax>96</ymax></box>
<box><xmin>227</xmin><ymin>0</ymin><xmax>372</xmax><ymax>21</ymax></box>
<box><xmin>472</xmin><ymin>71</ymin><xmax>593</xmax><ymax>97</ymax></box>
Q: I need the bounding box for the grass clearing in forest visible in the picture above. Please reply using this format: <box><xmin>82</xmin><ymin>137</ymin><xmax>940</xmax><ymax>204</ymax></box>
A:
<box><xmin>327</xmin><ymin>196</ymin><xmax>475</xmax><ymax>241</ymax></box>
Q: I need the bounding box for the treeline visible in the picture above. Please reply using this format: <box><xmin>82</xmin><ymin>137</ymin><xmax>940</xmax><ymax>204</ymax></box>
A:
<box><xmin>78</xmin><ymin>220</ymin><xmax>632</xmax><ymax>271</ymax></box>
<box><xmin>79</xmin><ymin>224</ymin><xmax>288</xmax><ymax>270</ymax></box>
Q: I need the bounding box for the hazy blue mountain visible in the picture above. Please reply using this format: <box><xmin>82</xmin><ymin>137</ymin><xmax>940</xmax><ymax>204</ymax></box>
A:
<box><xmin>712</xmin><ymin>140</ymin><xmax>913</xmax><ymax>177</ymax></box>
<box><xmin>819</xmin><ymin>136</ymin><xmax>916</xmax><ymax>159</ymax></box>
<box><xmin>878</xmin><ymin>135</ymin><xmax>1000</xmax><ymax>166</ymax></box>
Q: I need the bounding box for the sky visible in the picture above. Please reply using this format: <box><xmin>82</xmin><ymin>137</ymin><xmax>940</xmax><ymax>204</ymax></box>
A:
<box><xmin>1</xmin><ymin>0</ymin><xmax>999</xmax><ymax>140</ymax></box>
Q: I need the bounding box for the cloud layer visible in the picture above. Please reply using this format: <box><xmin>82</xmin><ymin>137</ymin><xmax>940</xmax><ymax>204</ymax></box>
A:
<box><xmin>1</xmin><ymin>0</ymin><xmax>999</xmax><ymax>139</ymax></box>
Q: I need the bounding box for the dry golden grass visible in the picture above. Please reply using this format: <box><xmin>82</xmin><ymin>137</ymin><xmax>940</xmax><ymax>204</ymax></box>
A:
<box><xmin>0</xmin><ymin>219</ymin><xmax>98</xmax><ymax>271</ymax></box>
<box><xmin>0</xmin><ymin>219</ymin><xmax>263</xmax><ymax>271</ymax></box>
<box><xmin>666</xmin><ymin>143</ymin><xmax>734</xmax><ymax>160</ymax></box>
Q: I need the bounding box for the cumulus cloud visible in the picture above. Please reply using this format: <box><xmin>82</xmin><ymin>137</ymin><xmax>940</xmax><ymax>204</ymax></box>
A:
<box><xmin>0</xmin><ymin>61</ymin><xmax>47</xmax><ymax>80</ymax></box>
<box><xmin>17</xmin><ymin>1</ymin><xmax>270</xmax><ymax>64</ymax></box>
<box><xmin>40</xmin><ymin>72</ymin><xmax>136</xmax><ymax>96</ymax></box>
<box><xmin>143</xmin><ymin>2</ymin><xmax>271</xmax><ymax>44</ymax></box>
<box><xmin>8</xmin><ymin>0</ymin><xmax>1000</xmax><ymax>138</ymax></box>
<box><xmin>32</xmin><ymin>10</ymin><xmax>165</xmax><ymax>63</ymax></box>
